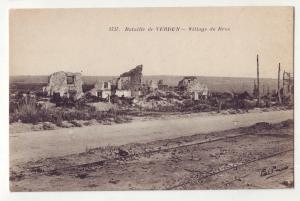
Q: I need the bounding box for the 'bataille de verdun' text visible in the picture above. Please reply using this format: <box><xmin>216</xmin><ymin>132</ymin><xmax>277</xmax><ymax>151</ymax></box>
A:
<box><xmin>123</xmin><ymin>26</ymin><xmax>229</xmax><ymax>32</ymax></box>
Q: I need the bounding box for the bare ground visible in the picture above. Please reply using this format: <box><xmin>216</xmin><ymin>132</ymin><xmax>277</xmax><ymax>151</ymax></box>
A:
<box><xmin>10</xmin><ymin>118</ymin><xmax>294</xmax><ymax>191</ymax></box>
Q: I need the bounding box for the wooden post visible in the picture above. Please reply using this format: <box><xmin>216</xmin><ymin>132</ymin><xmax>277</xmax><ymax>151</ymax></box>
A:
<box><xmin>278</xmin><ymin>63</ymin><xmax>281</xmax><ymax>104</ymax></box>
<box><xmin>216</xmin><ymin>97</ymin><xmax>221</xmax><ymax>113</ymax></box>
<box><xmin>253</xmin><ymin>80</ymin><xmax>256</xmax><ymax>97</ymax></box>
<box><xmin>288</xmin><ymin>73</ymin><xmax>291</xmax><ymax>93</ymax></box>
<box><xmin>257</xmin><ymin>55</ymin><xmax>260</xmax><ymax>106</ymax></box>
<box><xmin>282</xmin><ymin>70</ymin><xmax>285</xmax><ymax>97</ymax></box>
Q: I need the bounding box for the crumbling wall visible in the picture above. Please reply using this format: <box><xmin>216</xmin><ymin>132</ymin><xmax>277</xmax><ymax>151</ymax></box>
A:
<box><xmin>116</xmin><ymin>90</ymin><xmax>131</xmax><ymax>98</ymax></box>
<box><xmin>90</xmin><ymin>80</ymin><xmax>112</xmax><ymax>98</ymax></box>
<box><xmin>178</xmin><ymin>76</ymin><xmax>197</xmax><ymax>90</ymax></box>
<box><xmin>45</xmin><ymin>71</ymin><xmax>83</xmax><ymax>100</ymax></box>
<box><xmin>117</xmin><ymin>77</ymin><xmax>131</xmax><ymax>90</ymax></box>
<box><xmin>178</xmin><ymin>76</ymin><xmax>208</xmax><ymax>98</ymax></box>
<box><xmin>117</xmin><ymin>65</ymin><xmax>143</xmax><ymax>97</ymax></box>
<box><xmin>158</xmin><ymin>80</ymin><xmax>168</xmax><ymax>91</ymax></box>
<box><xmin>186</xmin><ymin>80</ymin><xmax>208</xmax><ymax>96</ymax></box>
<box><xmin>149</xmin><ymin>80</ymin><xmax>158</xmax><ymax>91</ymax></box>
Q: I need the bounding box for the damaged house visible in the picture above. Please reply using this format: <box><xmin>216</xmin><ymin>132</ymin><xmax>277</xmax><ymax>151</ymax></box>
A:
<box><xmin>178</xmin><ymin>76</ymin><xmax>208</xmax><ymax>100</ymax></box>
<box><xmin>116</xmin><ymin>65</ymin><xmax>143</xmax><ymax>98</ymax></box>
<box><xmin>157</xmin><ymin>80</ymin><xmax>169</xmax><ymax>91</ymax></box>
<box><xmin>141</xmin><ymin>80</ymin><xmax>158</xmax><ymax>94</ymax></box>
<box><xmin>44</xmin><ymin>71</ymin><xmax>83</xmax><ymax>100</ymax></box>
<box><xmin>89</xmin><ymin>80</ymin><xmax>112</xmax><ymax>100</ymax></box>
<box><xmin>87</xmin><ymin>65</ymin><xmax>143</xmax><ymax>100</ymax></box>
<box><xmin>147</xmin><ymin>80</ymin><xmax>158</xmax><ymax>92</ymax></box>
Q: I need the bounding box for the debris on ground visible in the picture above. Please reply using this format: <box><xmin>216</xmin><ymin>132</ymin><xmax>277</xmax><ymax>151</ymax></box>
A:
<box><xmin>275</xmin><ymin>165</ymin><xmax>289</xmax><ymax>172</ymax></box>
<box><xmin>75</xmin><ymin>173</ymin><xmax>88</xmax><ymax>179</ymax></box>
<box><xmin>260</xmin><ymin>167</ymin><xmax>275</xmax><ymax>176</ymax></box>
<box><xmin>83</xmin><ymin>119</ymin><xmax>98</xmax><ymax>126</ymax></box>
<box><xmin>116</xmin><ymin>148</ymin><xmax>129</xmax><ymax>157</ymax></box>
<box><xmin>59</xmin><ymin>121</ymin><xmax>74</xmax><ymax>128</ymax></box>
<box><xmin>70</xmin><ymin>120</ymin><xmax>83</xmax><ymax>127</ymax></box>
<box><xmin>42</xmin><ymin>122</ymin><xmax>56</xmax><ymax>130</ymax></box>
<box><xmin>31</xmin><ymin>123</ymin><xmax>44</xmax><ymax>131</ymax></box>
<box><xmin>260</xmin><ymin>164</ymin><xmax>289</xmax><ymax>177</ymax></box>
<box><xmin>109</xmin><ymin>178</ymin><xmax>120</xmax><ymax>184</ymax></box>
<box><xmin>281</xmin><ymin>180</ymin><xmax>294</xmax><ymax>187</ymax></box>
<box><xmin>87</xmin><ymin>102</ymin><xmax>118</xmax><ymax>112</ymax></box>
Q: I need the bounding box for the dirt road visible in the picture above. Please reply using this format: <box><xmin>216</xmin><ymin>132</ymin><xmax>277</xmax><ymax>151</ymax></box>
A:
<box><xmin>10</xmin><ymin>110</ymin><xmax>293</xmax><ymax>165</ymax></box>
<box><xmin>10</xmin><ymin>119</ymin><xmax>294</xmax><ymax>191</ymax></box>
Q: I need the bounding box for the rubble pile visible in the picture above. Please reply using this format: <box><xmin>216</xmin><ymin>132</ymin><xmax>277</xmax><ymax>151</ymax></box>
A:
<box><xmin>9</xmin><ymin>64</ymin><xmax>294</xmax><ymax>127</ymax></box>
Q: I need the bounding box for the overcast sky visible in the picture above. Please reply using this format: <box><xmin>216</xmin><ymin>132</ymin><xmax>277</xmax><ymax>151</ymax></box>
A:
<box><xmin>10</xmin><ymin>7</ymin><xmax>293</xmax><ymax>78</ymax></box>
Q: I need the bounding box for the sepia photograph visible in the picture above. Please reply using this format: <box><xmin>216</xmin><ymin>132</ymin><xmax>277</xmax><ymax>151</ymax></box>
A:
<box><xmin>9</xmin><ymin>7</ymin><xmax>294</xmax><ymax>191</ymax></box>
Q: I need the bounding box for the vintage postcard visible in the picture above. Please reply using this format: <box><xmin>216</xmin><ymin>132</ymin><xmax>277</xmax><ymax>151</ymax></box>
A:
<box><xmin>9</xmin><ymin>7</ymin><xmax>294</xmax><ymax>191</ymax></box>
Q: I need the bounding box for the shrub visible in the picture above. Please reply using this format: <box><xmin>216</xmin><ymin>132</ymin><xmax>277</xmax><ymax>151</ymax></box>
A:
<box><xmin>51</xmin><ymin>112</ymin><xmax>63</xmax><ymax>126</ymax></box>
<box><xmin>17</xmin><ymin>99</ymin><xmax>39</xmax><ymax>123</ymax></box>
<box><xmin>114</xmin><ymin>116</ymin><xmax>123</xmax><ymax>124</ymax></box>
<box><xmin>9</xmin><ymin>112</ymin><xmax>20</xmax><ymax>123</ymax></box>
<box><xmin>9</xmin><ymin>95</ymin><xmax>129</xmax><ymax>125</ymax></box>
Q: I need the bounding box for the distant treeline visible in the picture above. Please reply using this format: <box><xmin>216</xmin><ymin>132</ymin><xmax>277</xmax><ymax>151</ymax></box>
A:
<box><xmin>10</xmin><ymin>75</ymin><xmax>278</xmax><ymax>93</ymax></box>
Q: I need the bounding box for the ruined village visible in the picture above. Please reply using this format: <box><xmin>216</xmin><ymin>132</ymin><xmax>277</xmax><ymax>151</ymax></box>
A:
<box><xmin>10</xmin><ymin>61</ymin><xmax>294</xmax><ymax>130</ymax></box>
<box><xmin>9</xmin><ymin>56</ymin><xmax>294</xmax><ymax>191</ymax></box>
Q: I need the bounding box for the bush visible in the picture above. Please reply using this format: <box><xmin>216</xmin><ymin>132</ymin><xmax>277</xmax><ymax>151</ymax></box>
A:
<box><xmin>192</xmin><ymin>104</ymin><xmax>214</xmax><ymax>112</ymax></box>
<box><xmin>16</xmin><ymin>99</ymin><xmax>39</xmax><ymax>123</ymax></box>
<box><xmin>9</xmin><ymin>95</ymin><xmax>130</xmax><ymax>125</ymax></box>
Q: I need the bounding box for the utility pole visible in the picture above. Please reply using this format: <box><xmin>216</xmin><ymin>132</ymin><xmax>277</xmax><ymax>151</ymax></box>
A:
<box><xmin>257</xmin><ymin>54</ymin><xmax>260</xmax><ymax>106</ymax></box>
<box><xmin>278</xmin><ymin>63</ymin><xmax>281</xmax><ymax>104</ymax></box>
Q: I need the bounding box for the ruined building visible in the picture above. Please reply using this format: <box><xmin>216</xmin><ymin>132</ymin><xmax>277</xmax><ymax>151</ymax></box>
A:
<box><xmin>282</xmin><ymin>71</ymin><xmax>294</xmax><ymax>104</ymax></box>
<box><xmin>157</xmin><ymin>79</ymin><xmax>168</xmax><ymax>91</ymax></box>
<box><xmin>142</xmin><ymin>80</ymin><xmax>158</xmax><ymax>93</ymax></box>
<box><xmin>178</xmin><ymin>76</ymin><xmax>208</xmax><ymax>100</ymax></box>
<box><xmin>44</xmin><ymin>71</ymin><xmax>83</xmax><ymax>100</ymax></box>
<box><xmin>282</xmin><ymin>72</ymin><xmax>294</xmax><ymax>96</ymax></box>
<box><xmin>148</xmin><ymin>80</ymin><xmax>158</xmax><ymax>91</ymax></box>
<box><xmin>89</xmin><ymin>80</ymin><xmax>112</xmax><ymax>99</ymax></box>
<box><xmin>116</xmin><ymin>65</ymin><xmax>143</xmax><ymax>97</ymax></box>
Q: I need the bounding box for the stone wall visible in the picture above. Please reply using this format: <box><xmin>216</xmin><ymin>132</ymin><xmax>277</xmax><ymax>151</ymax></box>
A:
<box><xmin>178</xmin><ymin>76</ymin><xmax>208</xmax><ymax>97</ymax></box>
<box><xmin>90</xmin><ymin>80</ymin><xmax>112</xmax><ymax>97</ymax></box>
<box><xmin>117</xmin><ymin>65</ymin><xmax>143</xmax><ymax>97</ymax></box>
<box><xmin>115</xmin><ymin>90</ymin><xmax>132</xmax><ymax>98</ymax></box>
<box><xmin>45</xmin><ymin>71</ymin><xmax>83</xmax><ymax>100</ymax></box>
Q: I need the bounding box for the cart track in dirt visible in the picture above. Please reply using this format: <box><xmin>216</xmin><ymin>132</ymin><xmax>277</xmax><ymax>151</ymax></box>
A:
<box><xmin>10</xmin><ymin>119</ymin><xmax>294</xmax><ymax>191</ymax></box>
<box><xmin>166</xmin><ymin>148</ymin><xmax>293</xmax><ymax>190</ymax></box>
<box><xmin>26</xmin><ymin>132</ymin><xmax>250</xmax><ymax>176</ymax></box>
<box><xmin>17</xmin><ymin>130</ymin><xmax>293</xmax><ymax>180</ymax></box>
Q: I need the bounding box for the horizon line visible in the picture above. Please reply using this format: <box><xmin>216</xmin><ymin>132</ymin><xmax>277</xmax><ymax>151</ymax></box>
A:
<box><xmin>9</xmin><ymin>74</ymin><xmax>279</xmax><ymax>80</ymax></box>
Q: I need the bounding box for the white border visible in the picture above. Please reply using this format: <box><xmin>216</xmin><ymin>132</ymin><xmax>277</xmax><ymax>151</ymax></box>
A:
<box><xmin>0</xmin><ymin>1</ymin><xmax>299</xmax><ymax>201</ymax></box>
